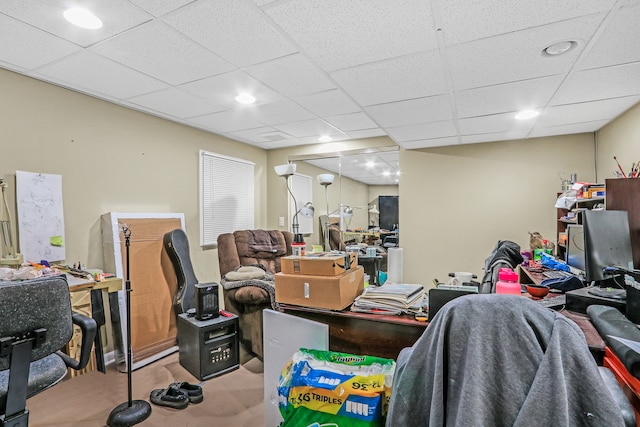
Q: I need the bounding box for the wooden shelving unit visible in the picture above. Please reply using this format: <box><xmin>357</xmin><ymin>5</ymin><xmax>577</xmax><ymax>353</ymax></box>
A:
<box><xmin>556</xmin><ymin>196</ymin><xmax>604</xmax><ymax>261</ymax></box>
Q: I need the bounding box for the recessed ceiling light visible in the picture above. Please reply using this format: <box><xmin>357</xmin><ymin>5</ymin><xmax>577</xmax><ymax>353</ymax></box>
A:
<box><xmin>63</xmin><ymin>8</ymin><xmax>103</xmax><ymax>29</ymax></box>
<box><xmin>382</xmin><ymin>171</ymin><xmax>390</xmax><ymax>176</ymax></box>
<box><xmin>318</xmin><ymin>135</ymin><xmax>332</xmax><ymax>143</ymax></box>
<box><xmin>235</xmin><ymin>93</ymin><xmax>256</xmax><ymax>104</ymax></box>
<box><xmin>366</xmin><ymin>161</ymin><xmax>375</xmax><ymax>168</ymax></box>
<box><xmin>542</xmin><ymin>41</ymin><xmax>576</xmax><ymax>56</ymax></box>
<box><xmin>515</xmin><ymin>109</ymin><xmax>539</xmax><ymax>120</ymax></box>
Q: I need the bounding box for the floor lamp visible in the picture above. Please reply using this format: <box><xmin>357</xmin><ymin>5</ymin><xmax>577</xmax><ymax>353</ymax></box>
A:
<box><xmin>317</xmin><ymin>174</ymin><xmax>334</xmax><ymax>251</ymax></box>
<box><xmin>274</xmin><ymin>163</ymin><xmax>315</xmax><ymax>252</ymax></box>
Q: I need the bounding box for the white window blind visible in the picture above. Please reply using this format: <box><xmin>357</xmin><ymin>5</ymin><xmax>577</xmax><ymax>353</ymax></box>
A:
<box><xmin>200</xmin><ymin>150</ymin><xmax>254</xmax><ymax>246</ymax></box>
<box><xmin>290</xmin><ymin>173</ymin><xmax>313</xmax><ymax>234</ymax></box>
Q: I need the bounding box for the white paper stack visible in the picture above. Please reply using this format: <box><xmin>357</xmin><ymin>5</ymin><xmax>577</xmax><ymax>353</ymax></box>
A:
<box><xmin>351</xmin><ymin>283</ymin><xmax>425</xmax><ymax>315</ymax></box>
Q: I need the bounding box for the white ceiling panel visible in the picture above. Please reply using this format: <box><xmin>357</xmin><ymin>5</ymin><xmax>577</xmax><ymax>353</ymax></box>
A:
<box><xmin>539</xmin><ymin>96</ymin><xmax>640</xmax><ymax>128</ymax></box>
<box><xmin>448</xmin><ymin>14</ymin><xmax>603</xmax><ymax>91</ymax></box>
<box><xmin>331</xmin><ymin>51</ymin><xmax>448</xmax><ymax>106</ymax></box>
<box><xmin>552</xmin><ymin>62</ymin><xmax>640</xmax><ymax>106</ymax></box>
<box><xmin>438</xmin><ymin>0</ymin><xmax>618</xmax><ymax>46</ymax></box>
<box><xmin>365</xmin><ymin>95</ymin><xmax>453</xmax><ymax>128</ymax></box>
<box><xmin>244</xmin><ymin>54</ymin><xmax>336</xmax><ymax>98</ymax></box>
<box><xmin>129</xmin><ymin>0</ymin><xmax>195</xmax><ymax>17</ymax></box>
<box><xmin>455</xmin><ymin>76</ymin><xmax>564</xmax><ymax>118</ymax></box>
<box><xmin>187</xmin><ymin>109</ymin><xmax>265</xmax><ymax>133</ymax></box>
<box><xmin>529</xmin><ymin>121</ymin><xmax>609</xmax><ymax>138</ymax></box>
<box><xmin>294</xmin><ymin>90</ymin><xmax>361</xmax><ymax>117</ymax></box>
<box><xmin>386</xmin><ymin>121</ymin><xmax>458</xmax><ymax>143</ymax></box>
<box><xmin>179</xmin><ymin>70</ymin><xmax>284</xmax><ymax>110</ymax></box>
<box><xmin>34</xmin><ymin>51</ymin><xmax>167</xmax><ymax>100</ymax></box>
<box><xmin>0</xmin><ymin>0</ymin><xmax>153</xmax><ymax>47</ymax></box>
<box><xmin>249</xmin><ymin>100</ymin><xmax>316</xmax><ymax>126</ymax></box>
<box><xmin>324</xmin><ymin>113</ymin><xmax>378</xmax><ymax>132</ymax></box>
<box><xmin>274</xmin><ymin>119</ymin><xmax>342</xmax><ymax>138</ymax></box>
<box><xmin>128</xmin><ymin>87</ymin><xmax>226</xmax><ymax>119</ymax></box>
<box><xmin>90</xmin><ymin>21</ymin><xmax>233</xmax><ymax>85</ymax></box>
<box><xmin>163</xmin><ymin>0</ymin><xmax>296</xmax><ymax>68</ymax></box>
<box><xmin>578</xmin><ymin>2</ymin><xmax>640</xmax><ymax>70</ymax></box>
<box><xmin>264</xmin><ymin>0</ymin><xmax>436</xmax><ymax>72</ymax></box>
<box><xmin>0</xmin><ymin>15</ymin><xmax>81</xmax><ymax>71</ymax></box>
<box><xmin>2</xmin><ymin>1</ymin><xmax>640</xmax><ymax>184</ymax></box>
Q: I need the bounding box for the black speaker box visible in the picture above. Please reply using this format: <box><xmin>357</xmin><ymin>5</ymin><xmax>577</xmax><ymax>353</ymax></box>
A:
<box><xmin>566</xmin><ymin>287</ymin><xmax>626</xmax><ymax>314</ymax></box>
<box><xmin>195</xmin><ymin>283</ymin><xmax>219</xmax><ymax>321</ymax></box>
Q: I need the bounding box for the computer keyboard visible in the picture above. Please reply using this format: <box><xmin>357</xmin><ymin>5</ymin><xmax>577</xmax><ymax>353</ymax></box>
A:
<box><xmin>536</xmin><ymin>294</ymin><xmax>566</xmax><ymax>308</ymax></box>
<box><xmin>542</xmin><ymin>270</ymin><xmax>574</xmax><ymax>279</ymax></box>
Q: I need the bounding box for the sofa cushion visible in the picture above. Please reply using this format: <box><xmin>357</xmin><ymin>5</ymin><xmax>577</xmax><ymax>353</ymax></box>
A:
<box><xmin>234</xmin><ymin>230</ymin><xmax>287</xmax><ymax>259</ymax></box>
<box><xmin>233</xmin><ymin>286</ymin><xmax>271</xmax><ymax>305</ymax></box>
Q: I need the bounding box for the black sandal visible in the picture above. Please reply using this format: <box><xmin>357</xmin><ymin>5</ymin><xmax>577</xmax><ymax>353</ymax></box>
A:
<box><xmin>150</xmin><ymin>386</ymin><xmax>189</xmax><ymax>409</ymax></box>
<box><xmin>171</xmin><ymin>381</ymin><xmax>204</xmax><ymax>404</ymax></box>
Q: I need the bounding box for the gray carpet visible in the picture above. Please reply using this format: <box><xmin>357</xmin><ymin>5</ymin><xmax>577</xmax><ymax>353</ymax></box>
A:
<box><xmin>28</xmin><ymin>351</ymin><xmax>265</xmax><ymax>427</ymax></box>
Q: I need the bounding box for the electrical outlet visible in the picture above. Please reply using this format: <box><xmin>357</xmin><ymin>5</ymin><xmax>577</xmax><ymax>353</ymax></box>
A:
<box><xmin>278</xmin><ymin>216</ymin><xmax>285</xmax><ymax>227</ymax></box>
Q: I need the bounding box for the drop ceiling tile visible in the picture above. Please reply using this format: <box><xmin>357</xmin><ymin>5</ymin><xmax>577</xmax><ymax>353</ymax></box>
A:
<box><xmin>323</xmin><ymin>113</ymin><xmax>377</xmax><ymax>132</ymax></box>
<box><xmin>365</xmin><ymin>95</ymin><xmax>453</xmax><ymax>128</ymax></box>
<box><xmin>260</xmin><ymin>138</ymin><xmax>309</xmax><ymax>150</ymax></box>
<box><xmin>386</xmin><ymin>121</ymin><xmax>457</xmax><ymax>143</ymax></box>
<box><xmin>455</xmin><ymin>76</ymin><xmax>564</xmax><ymax>118</ymax></box>
<box><xmin>538</xmin><ymin>96</ymin><xmax>640</xmax><ymax>127</ymax></box>
<box><xmin>346</xmin><ymin>128</ymin><xmax>387</xmax><ymax>139</ymax></box>
<box><xmin>128</xmin><ymin>87</ymin><xmax>226</xmax><ymax>119</ymax></box>
<box><xmin>552</xmin><ymin>62</ymin><xmax>640</xmax><ymax>106</ymax></box>
<box><xmin>274</xmin><ymin>119</ymin><xmax>341</xmax><ymax>138</ymax></box>
<box><xmin>578</xmin><ymin>3</ymin><xmax>640</xmax><ymax>70</ymax></box>
<box><xmin>439</xmin><ymin>0</ymin><xmax>616</xmax><ymax>46</ymax></box>
<box><xmin>400</xmin><ymin>137</ymin><xmax>460</xmax><ymax>149</ymax></box>
<box><xmin>244</xmin><ymin>54</ymin><xmax>335</xmax><ymax>97</ymax></box>
<box><xmin>459</xmin><ymin>112</ymin><xmax>535</xmax><ymax>135</ymax></box>
<box><xmin>0</xmin><ymin>0</ymin><xmax>153</xmax><ymax>47</ymax></box>
<box><xmin>163</xmin><ymin>0</ymin><xmax>296</xmax><ymax>67</ymax></box>
<box><xmin>34</xmin><ymin>51</ymin><xmax>167</xmax><ymax>100</ymax></box>
<box><xmin>228</xmin><ymin>127</ymin><xmax>293</xmax><ymax>144</ymax></box>
<box><xmin>90</xmin><ymin>21</ymin><xmax>233</xmax><ymax>85</ymax></box>
<box><xmin>301</xmin><ymin>132</ymin><xmax>350</xmax><ymax>144</ymax></box>
<box><xmin>294</xmin><ymin>90</ymin><xmax>361</xmax><ymax>117</ymax></box>
<box><xmin>331</xmin><ymin>51</ymin><xmax>447</xmax><ymax>106</ymax></box>
<box><xmin>187</xmin><ymin>109</ymin><xmax>265</xmax><ymax>133</ymax></box>
<box><xmin>265</xmin><ymin>0</ymin><xmax>436</xmax><ymax>71</ymax></box>
<box><xmin>179</xmin><ymin>70</ymin><xmax>285</xmax><ymax>111</ymax></box>
<box><xmin>0</xmin><ymin>14</ymin><xmax>81</xmax><ymax>71</ymax></box>
<box><xmin>460</xmin><ymin>130</ymin><xmax>530</xmax><ymax>145</ymax></box>
<box><xmin>129</xmin><ymin>0</ymin><xmax>194</xmax><ymax>17</ymax></box>
<box><xmin>529</xmin><ymin>120</ymin><xmax>608</xmax><ymax>138</ymax></box>
<box><xmin>249</xmin><ymin>100</ymin><xmax>316</xmax><ymax>126</ymax></box>
<box><xmin>447</xmin><ymin>14</ymin><xmax>603</xmax><ymax>91</ymax></box>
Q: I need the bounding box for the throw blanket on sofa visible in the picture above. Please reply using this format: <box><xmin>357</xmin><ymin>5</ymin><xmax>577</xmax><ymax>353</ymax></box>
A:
<box><xmin>247</xmin><ymin>230</ymin><xmax>280</xmax><ymax>253</ymax></box>
<box><xmin>220</xmin><ymin>265</ymin><xmax>279</xmax><ymax>310</ymax></box>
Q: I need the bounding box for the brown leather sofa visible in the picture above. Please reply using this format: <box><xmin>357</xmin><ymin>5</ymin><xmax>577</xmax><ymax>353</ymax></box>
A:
<box><xmin>217</xmin><ymin>229</ymin><xmax>293</xmax><ymax>359</ymax></box>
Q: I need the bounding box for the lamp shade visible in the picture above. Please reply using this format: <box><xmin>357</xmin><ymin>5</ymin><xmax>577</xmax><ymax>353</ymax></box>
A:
<box><xmin>274</xmin><ymin>163</ymin><xmax>296</xmax><ymax>177</ymax></box>
<box><xmin>369</xmin><ymin>205</ymin><xmax>380</xmax><ymax>214</ymax></box>
<box><xmin>299</xmin><ymin>202</ymin><xmax>314</xmax><ymax>218</ymax></box>
<box><xmin>317</xmin><ymin>174</ymin><xmax>335</xmax><ymax>185</ymax></box>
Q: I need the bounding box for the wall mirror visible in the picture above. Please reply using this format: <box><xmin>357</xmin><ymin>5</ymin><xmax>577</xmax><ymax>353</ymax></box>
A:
<box><xmin>288</xmin><ymin>146</ymin><xmax>399</xmax><ymax>248</ymax></box>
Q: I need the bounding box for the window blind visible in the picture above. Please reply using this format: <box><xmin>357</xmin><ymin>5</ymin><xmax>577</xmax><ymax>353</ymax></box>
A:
<box><xmin>200</xmin><ymin>150</ymin><xmax>254</xmax><ymax>246</ymax></box>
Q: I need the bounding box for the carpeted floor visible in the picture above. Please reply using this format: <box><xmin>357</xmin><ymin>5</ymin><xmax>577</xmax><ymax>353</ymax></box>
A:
<box><xmin>28</xmin><ymin>351</ymin><xmax>265</xmax><ymax>427</ymax></box>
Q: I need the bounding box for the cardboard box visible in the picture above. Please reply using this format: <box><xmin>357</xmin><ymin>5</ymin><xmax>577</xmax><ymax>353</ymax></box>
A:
<box><xmin>281</xmin><ymin>252</ymin><xmax>358</xmax><ymax>276</ymax></box>
<box><xmin>275</xmin><ymin>267</ymin><xmax>364</xmax><ymax>310</ymax></box>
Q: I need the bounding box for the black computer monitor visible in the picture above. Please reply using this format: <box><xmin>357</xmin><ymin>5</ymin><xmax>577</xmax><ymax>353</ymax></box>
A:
<box><xmin>565</xmin><ymin>224</ymin><xmax>585</xmax><ymax>273</ymax></box>
<box><xmin>582</xmin><ymin>210</ymin><xmax>634</xmax><ymax>284</ymax></box>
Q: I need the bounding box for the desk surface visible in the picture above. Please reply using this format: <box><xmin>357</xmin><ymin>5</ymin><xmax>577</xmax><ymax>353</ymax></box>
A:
<box><xmin>66</xmin><ymin>274</ymin><xmax>122</xmax><ymax>293</ymax></box>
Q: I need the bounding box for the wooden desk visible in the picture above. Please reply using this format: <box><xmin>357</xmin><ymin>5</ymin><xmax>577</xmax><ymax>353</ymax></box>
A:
<box><xmin>279</xmin><ymin>304</ymin><xmax>427</xmax><ymax>360</ymax></box>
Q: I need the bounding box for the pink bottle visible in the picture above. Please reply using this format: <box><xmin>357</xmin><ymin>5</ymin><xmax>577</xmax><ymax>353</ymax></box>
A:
<box><xmin>496</xmin><ymin>268</ymin><xmax>521</xmax><ymax>295</ymax></box>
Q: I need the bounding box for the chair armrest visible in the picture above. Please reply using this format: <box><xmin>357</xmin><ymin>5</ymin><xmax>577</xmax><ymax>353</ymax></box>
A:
<box><xmin>56</xmin><ymin>312</ymin><xmax>98</xmax><ymax>370</ymax></box>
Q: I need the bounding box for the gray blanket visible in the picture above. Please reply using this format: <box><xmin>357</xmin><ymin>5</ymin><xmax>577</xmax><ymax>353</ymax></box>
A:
<box><xmin>386</xmin><ymin>294</ymin><xmax>624</xmax><ymax>427</ymax></box>
<box><xmin>220</xmin><ymin>271</ymin><xmax>278</xmax><ymax>310</ymax></box>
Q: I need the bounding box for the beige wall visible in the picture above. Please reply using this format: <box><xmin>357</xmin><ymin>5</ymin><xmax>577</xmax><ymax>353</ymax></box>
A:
<box><xmin>0</xmin><ymin>68</ymin><xmax>267</xmax><ymax>283</ymax></box>
<box><xmin>399</xmin><ymin>134</ymin><xmax>596</xmax><ymax>286</ymax></box>
<box><xmin>595</xmin><ymin>102</ymin><xmax>640</xmax><ymax>182</ymax></box>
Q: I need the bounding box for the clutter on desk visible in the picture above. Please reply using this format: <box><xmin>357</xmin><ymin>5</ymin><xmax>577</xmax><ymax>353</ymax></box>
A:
<box><xmin>277</xmin><ymin>348</ymin><xmax>395</xmax><ymax>426</ymax></box>
<box><xmin>495</xmin><ymin>268</ymin><xmax>521</xmax><ymax>295</ymax></box>
<box><xmin>350</xmin><ymin>283</ymin><xmax>425</xmax><ymax>315</ymax></box>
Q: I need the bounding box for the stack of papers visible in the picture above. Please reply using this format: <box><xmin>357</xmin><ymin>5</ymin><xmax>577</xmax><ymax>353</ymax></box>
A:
<box><xmin>351</xmin><ymin>283</ymin><xmax>425</xmax><ymax>315</ymax></box>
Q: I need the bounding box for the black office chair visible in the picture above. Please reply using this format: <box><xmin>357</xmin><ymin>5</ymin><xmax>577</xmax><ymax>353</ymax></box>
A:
<box><xmin>0</xmin><ymin>275</ymin><xmax>97</xmax><ymax>426</ymax></box>
<box><xmin>387</xmin><ymin>294</ymin><xmax>634</xmax><ymax>426</ymax></box>
<box><xmin>382</xmin><ymin>234</ymin><xmax>398</xmax><ymax>249</ymax></box>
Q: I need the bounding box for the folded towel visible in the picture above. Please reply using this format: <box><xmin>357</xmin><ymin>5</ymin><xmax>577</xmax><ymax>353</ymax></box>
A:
<box><xmin>248</xmin><ymin>230</ymin><xmax>279</xmax><ymax>253</ymax></box>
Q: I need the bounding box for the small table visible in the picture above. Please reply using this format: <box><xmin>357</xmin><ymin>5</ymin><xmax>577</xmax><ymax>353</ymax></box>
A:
<box><xmin>279</xmin><ymin>304</ymin><xmax>427</xmax><ymax>360</ymax></box>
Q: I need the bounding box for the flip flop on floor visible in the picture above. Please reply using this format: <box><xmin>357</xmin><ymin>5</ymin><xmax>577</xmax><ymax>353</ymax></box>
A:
<box><xmin>171</xmin><ymin>381</ymin><xmax>204</xmax><ymax>404</ymax></box>
<box><xmin>150</xmin><ymin>386</ymin><xmax>189</xmax><ymax>409</ymax></box>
